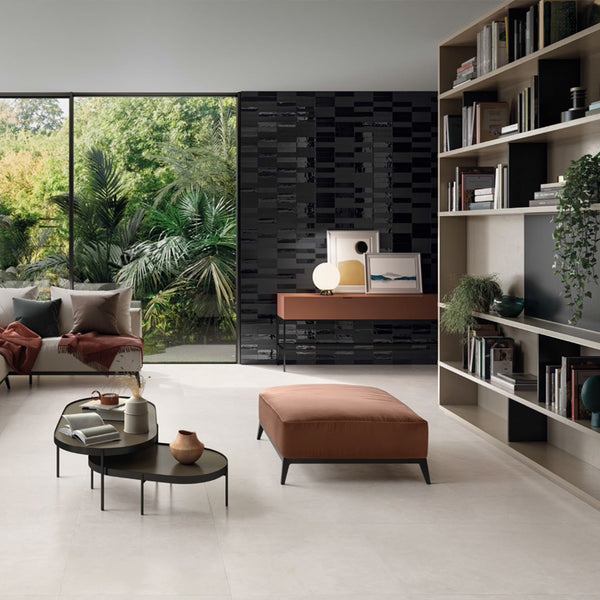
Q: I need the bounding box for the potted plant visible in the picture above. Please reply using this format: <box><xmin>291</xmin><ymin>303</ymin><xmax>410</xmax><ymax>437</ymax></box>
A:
<box><xmin>440</xmin><ymin>273</ymin><xmax>502</xmax><ymax>337</ymax></box>
<box><xmin>553</xmin><ymin>152</ymin><xmax>600</xmax><ymax>325</ymax></box>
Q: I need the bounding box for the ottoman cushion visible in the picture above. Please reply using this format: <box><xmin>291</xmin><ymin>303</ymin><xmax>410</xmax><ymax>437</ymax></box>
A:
<box><xmin>258</xmin><ymin>384</ymin><xmax>428</xmax><ymax>460</ymax></box>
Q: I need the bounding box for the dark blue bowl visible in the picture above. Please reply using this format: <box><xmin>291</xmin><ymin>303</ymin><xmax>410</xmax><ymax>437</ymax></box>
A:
<box><xmin>492</xmin><ymin>295</ymin><xmax>524</xmax><ymax>318</ymax></box>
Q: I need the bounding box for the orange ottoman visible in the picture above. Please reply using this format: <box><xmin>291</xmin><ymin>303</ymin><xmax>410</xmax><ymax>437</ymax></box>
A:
<box><xmin>257</xmin><ymin>384</ymin><xmax>430</xmax><ymax>485</ymax></box>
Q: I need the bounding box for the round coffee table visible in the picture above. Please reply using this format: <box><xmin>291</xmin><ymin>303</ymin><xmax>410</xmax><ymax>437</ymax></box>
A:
<box><xmin>88</xmin><ymin>443</ymin><xmax>228</xmax><ymax>514</ymax></box>
<box><xmin>53</xmin><ymin>398</ymin><xmax>158</xmax><ymax>510</ymax></box>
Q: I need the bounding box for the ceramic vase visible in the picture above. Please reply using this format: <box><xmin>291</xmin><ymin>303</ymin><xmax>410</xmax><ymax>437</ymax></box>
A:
<box><xmin>124</xmin><ymin>396</ymin><xmax>149</xmax><ymax>434</ymax></box>
<box><xmin>169</xmin><ymin>430</ymin><xmax>204</xmax><ymax>464</ymax></box>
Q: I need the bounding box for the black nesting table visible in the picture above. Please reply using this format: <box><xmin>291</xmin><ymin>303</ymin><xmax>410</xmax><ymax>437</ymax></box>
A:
<box><xmin>89</xmin><ymin>443</ymin><xmax>228</xmax><ymax>514</ymax></box>
<box><xmin>54</xmin><ymin>399</ymin><xmax>228</xmax><ymax>513</ymax></box>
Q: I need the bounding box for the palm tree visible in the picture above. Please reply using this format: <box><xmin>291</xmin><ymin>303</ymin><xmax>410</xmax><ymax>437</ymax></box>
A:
<box><xmin>23</xmin><ymin>147</ymin><xmax>143</xmax><ymax>282</ymax></box>
<box><xmin>117</xmin><ymin>188</ymin><xmax>236</xmax><ymax>338</ymax></box>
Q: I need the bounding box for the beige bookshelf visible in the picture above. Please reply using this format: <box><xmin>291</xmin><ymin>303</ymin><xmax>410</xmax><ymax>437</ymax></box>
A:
<box><xmin>438</xmin><ymin>0</ymin><xmax>600</xmax><ymax>509</ymax></box>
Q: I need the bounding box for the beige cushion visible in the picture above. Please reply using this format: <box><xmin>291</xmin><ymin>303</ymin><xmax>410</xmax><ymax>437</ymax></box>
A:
<box><xmin>0</xmin><ymin>286</ymin><xmax>38</xmax><ymax>327</ymax></box>
<box><xmin>50</xmin><ymin>286</ymin><xmax>132</xmax><ymax>335</ymax></box>
<box><xmin>70</xmin><ymin>292</ymin><xmax>120</xmax><ymax>334</ymax></box>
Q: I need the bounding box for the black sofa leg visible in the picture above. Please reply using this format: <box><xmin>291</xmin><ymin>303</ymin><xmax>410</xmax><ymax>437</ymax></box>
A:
<box><xmin>4</xmin><ymin>376</ymin><xmax>9</xmax><ymax>390</ymax></box>
<box><xmin>419</xmin><ymin>459</ymin><xmax>431</xmax><ymax>484</ymax></box>
<box><xmin>28</xmin><ymin>374</ymin><xmax>32</xmax><ymax>387</ymax></box>
<box><xmin>257</xmin><ymin>423</ymin><xmax>264</xmax><ymax>440</ymax></box>
<box><xmin>281</xmin><ymin>459</ymin><xmax>290</xmax><ymax>485</ymax></box>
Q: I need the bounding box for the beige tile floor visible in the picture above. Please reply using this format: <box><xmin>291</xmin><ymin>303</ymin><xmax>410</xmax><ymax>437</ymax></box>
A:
<box><xmin>0</xmin><ymin>363</ymin><xmax>598</xmax><ymax>599</ymax></box>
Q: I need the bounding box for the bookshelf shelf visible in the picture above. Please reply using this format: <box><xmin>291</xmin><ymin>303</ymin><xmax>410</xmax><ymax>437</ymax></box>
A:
<box><xmin>440</xmin><ymin>20</ymin><xmax>600</xmax><ymax>98</ymax></box>
<box><xmin>440</xmin><ymin>404</ymin><xmax>600</xmax><ymax>509</ymax></box>
<box><xmin>440</xmin><ymin>360</ymin><xmax>600</xmax><ymax>437</ymax></box>
<box><xmin>438</xmin><ymin>0</ymin><xmax>600</xmax><ymax>508</ymax></box>
<box><xmin>440</xmin><ymin>113</ymin><xmax>600</xmax><ymax>159</ymax></box>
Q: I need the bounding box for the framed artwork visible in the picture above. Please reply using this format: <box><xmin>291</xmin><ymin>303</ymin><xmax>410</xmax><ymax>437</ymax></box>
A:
<box><xmin>327</xmin><ymin>230</ymin><xmax>380</xmax><ymax>292</ymax></box>
<box><xmin>365</xmin><ymin>252</ymin><xmax>423</xmax><ymax>294</ymax></box>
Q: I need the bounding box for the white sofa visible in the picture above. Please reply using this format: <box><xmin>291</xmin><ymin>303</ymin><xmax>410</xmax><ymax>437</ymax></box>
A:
<box><xmin>0</xmin><ymin>286</ymin><xmax>143</xmax><ymax>387</ymax></box>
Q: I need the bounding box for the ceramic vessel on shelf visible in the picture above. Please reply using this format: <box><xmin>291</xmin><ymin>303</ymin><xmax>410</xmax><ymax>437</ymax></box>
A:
<box><xmin>492</xmin><ymin>295</ymin><xmax>524</xmax><ymax>318</ymax></box>
<box><xmin>124</xmin><ymin>396</ymin><xmax>149</xmax><ymax>434</ymax></box>
<box><xmin>581</xmin><ymin>375</ymin><xmax>600</xmax><ymax>428</ymax></box>
<box><xmin>170</xmin><ymin>430</ymin><xmax>205</xmax><ymax>464</ymax></box>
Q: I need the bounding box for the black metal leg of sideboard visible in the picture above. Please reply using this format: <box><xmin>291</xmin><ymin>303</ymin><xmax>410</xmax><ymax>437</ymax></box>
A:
<box><xmin>282</xmin><ymin>319</ymin><xmax>286</xmax><ymax>372</ymax></box>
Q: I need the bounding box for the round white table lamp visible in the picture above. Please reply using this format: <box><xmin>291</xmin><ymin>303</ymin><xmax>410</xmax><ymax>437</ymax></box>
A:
<box><xmin>312</xmin><ymin>263</ymin><xmax>340</xmax><ymax>295</ymax></box>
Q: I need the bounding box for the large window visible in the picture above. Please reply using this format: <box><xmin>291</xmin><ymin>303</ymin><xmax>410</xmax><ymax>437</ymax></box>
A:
<box><xmin>0</xmin><ymin>95</ymin><xmax>237</xmax><ymax>363</ymax></box>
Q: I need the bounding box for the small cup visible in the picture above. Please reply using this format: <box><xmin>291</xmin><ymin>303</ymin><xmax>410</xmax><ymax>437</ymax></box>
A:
<box><xmin>91</xmin><ymin>390</ymin><xmax>120</xmax><ymax>405</ymax></box>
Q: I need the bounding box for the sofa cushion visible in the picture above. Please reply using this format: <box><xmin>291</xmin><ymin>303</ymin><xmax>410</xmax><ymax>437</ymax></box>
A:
<box><xmin>51</xmin><ymin>286</ymin><xmax>132</xmax><ymax>335</ymax></box>
<box><xmin>0</xmin><ymin>286</ymin><xmax>38</xmax><ymax>327</ymax></box>
<box><xmin>70</xmin><ymin>292</ymin><xmax>120</xmax><ymax>334</ymax></box>
<box><xmin>12</xmin><ymin>298</ymin><xmax>61</xmax><ymax>337</ymax></box>
<box><xmin>30</xmin><ymin>337</ymin><xmax>142</xmax><ymax>372</ymax></box>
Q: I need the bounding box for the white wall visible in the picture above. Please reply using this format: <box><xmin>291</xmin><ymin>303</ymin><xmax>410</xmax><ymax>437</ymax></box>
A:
<box><xmin>1</xmin><ymin>0</ymin><xmax>498</xmax><ymax>93</ymax></box>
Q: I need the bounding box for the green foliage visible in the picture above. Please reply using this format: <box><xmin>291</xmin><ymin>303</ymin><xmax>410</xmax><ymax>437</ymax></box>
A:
<box><xmin>24</xmin><ymin>148</ymin><xmax>143</xmax><ymax>283</ymax></box>
<box><xmin>440</xmin><ymin>274</ymin><xmax>502</xmax><ymax>337</ymax></box>
<box><xmin>552</xmin><ymin>153</ymin><xmax>600</xmax><ymax>325</ymax></box>
<box><xmin>0</xmin><ymin>98</ymin><xmax>65</xmax><ymax>135</ymax></box>
<box><xmin>118</xmin><ymin>188</ymin><xmax>236</xmax><ymax>342</ymax></box>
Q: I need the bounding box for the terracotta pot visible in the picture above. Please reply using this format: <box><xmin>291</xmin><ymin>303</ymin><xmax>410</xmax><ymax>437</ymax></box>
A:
<box><xmin>169</xmin><ymin>430</ymin><xmax>204</xmax><ymax>464</ymax></box>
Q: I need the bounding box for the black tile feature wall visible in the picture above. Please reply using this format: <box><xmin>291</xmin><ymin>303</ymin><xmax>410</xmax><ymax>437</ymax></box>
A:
<box><xmin>239</xmin><ymin>91</ymin><xmax>438</xmax><ymax>364</ymax></box>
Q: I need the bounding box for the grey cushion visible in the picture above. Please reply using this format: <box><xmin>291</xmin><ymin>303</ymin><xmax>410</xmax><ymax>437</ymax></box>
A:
<box><xmin>70</xmin><ymin>292</ymin><xmax>120</xmax><ymax>335</ymax></box>
<box><xmin>50</xmin><ymin>286</ymin><xmax>133</xmax><ymax>335</ymax></box>
<box><xmin>12</xmin><ymin>298</ymin><xmax>61</xmax><ymax>337</ymax></box>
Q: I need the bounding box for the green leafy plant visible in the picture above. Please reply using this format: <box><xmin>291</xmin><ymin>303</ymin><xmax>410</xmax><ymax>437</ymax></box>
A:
<box><xmin>440</xmin><ymin>273</ymin><xmax>502</xmax><ymax>337</ymax></box>
<box><xmin>552</xmin><ymin>152</ymin><xmax>600</xmax><ymax>325</ymax></box>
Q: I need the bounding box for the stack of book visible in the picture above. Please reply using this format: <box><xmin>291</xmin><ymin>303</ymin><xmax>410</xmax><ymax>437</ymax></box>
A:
<box><xmin>552</xmin><ymin>355</ymin><xmax>600</xmax><ymax>419</ymax></box>
<box><xmin>529</xmin><ymin>180</ymin><xmax>565</xmax><ymax>207</ymax></box>
<box><xmin>461</xmin><ymin>101</ymin><xmax>509</xmax><ymax>147</ymax></box>
<box><xmin>476</xmin><ymin>21</ymin><xmax>507</xmax><ymax>76</ymax></box>
<box><xmin>490</xmin><ymin>372</ymin><xmax>537</xmax><ymax>391</ymax></box>
<box><xmin>516</xmin><ymin>75</ymin><xmax>539</xmax><ymax>133</ymax></box>
<box><xmin>586</xmin><ymin>99</ymin><xmax>600</xmax><ymax>117</ymax></box>
<box><xmin>470</xmin><ymin>187</ymin><xmax>494</xmax><ymax>210</ymax></box>
<box><xmin>464</xmin><ymin>323</ymin><xmax>514</xmax><ymax>380</ymax></box>
<box><xmin>449</xmin><ymin>165</ymin><xmax>496</xmax><ymax>211</ymax></box>
<box><xmin>453</xmin><ymin>57</ymin><xmax>477</xmax><ymax>88</ymax></box>
<box><xmin>506</xmin><ymin>5</ymin><xmax>539</xmax><ymax>62</ymax></box>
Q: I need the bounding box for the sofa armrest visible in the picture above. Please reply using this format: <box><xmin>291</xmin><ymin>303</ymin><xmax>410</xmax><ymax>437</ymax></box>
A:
<box><xmin>130</xmin><ymin>307</ymin><xmax>142</xmax><ymax>338</ymax></box>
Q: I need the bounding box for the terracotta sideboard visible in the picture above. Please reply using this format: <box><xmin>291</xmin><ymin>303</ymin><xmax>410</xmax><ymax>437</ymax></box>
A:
<box><xmin>276</xmin><ymin>293</ymin><xmax>438</xmax><ymax>370</ymax></box>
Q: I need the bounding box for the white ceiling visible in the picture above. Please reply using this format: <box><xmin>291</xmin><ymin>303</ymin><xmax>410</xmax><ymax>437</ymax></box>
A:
<box><xmin>0</xmin><ymin>0</ymin><xmax>500</xmax><ymax>92</ymax></box>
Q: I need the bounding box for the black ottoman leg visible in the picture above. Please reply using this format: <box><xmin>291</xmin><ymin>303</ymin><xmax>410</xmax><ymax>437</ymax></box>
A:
<box><xmin>281</xmin><ymin>458</ymin><xmax>290</xmax><ymax>485</ymax></box>
<box><xmin>419</xmin><ymin>459</ymin><xmax>431</xmax><ymax>484</ymax></box>
<box><xmin>257</xmin><ymin>424</ymin><xmax>264</xmax><ymax>440</ymax></box>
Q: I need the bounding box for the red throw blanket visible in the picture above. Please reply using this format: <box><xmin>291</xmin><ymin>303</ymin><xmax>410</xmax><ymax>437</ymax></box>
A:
<box><xmin>0</xmin><ymin>322</ymin><xmax>42</xmax><ymax>374</ymax></box>
<box><xmin>58</xmin><ymin>332</ymin><xmax>143</xmax><ymax>372</ymax></box>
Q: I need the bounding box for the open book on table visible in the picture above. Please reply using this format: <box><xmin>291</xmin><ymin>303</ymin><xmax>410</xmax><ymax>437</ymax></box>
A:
<box><xmin>59</xmin><ymin>413</ymin><xmax>120</xmax><ymax>446</ymax></box>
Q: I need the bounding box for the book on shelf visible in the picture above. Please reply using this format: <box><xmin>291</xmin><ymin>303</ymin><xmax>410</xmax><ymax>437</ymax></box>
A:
<box><xmin>491</xmin><ymin>372</ymin><xmax>538</xmax><ymax>391</ymax></box>
<box><xmin>473</xmin><ymin>193</ymin><xmax>495</xmax><ymax>202</ymax></box>
<box><xmin>539</xmin><ymin>0</ymin><xmax>577</xmax><ymax>49</ymax></box>
<box><xmin>500</xmin><ymin>122</ymin><xmax>519</xmax><ymax>135</ymax></box>
<box><xmin>475</xmin><ymin>102</ymin><xmax>509</xmax><ymax>143</ymax></box>
<box><xmin>443</xmin><ymin>114</ymin><xmax>462</xmax><ymax>151</ymax></box>
<box><xmin>534</xmin><ymin>190</ymin><xmax>562</xmax><ymax>199</ymax></box>
<box><xmin>585</xmin><ymin>108</ymin><xmax>600</xmax><ymax>117</ymax></box>
<box><xmin>58</xmin><ymin>413</ymin><xmax>120</xmax><ymax>446</ymax></box>
<box><xmin>560</xmin><ymin>356</ymin><xmax>600</xmax><ymax>417</ymax></box>
<box><xmin>545</xmin><ymin>364</ymin><xmax>561</xmax><ymax>406</ymax></box>
<box><xmin>570</xmin><ymin>366</ymin><xmax>599</xmax><ymax>420</ymax></box>
<box><xmin>81</xmin><ymin>399</ymin><xmax>126</xmax><ymax>421</ymax></box>
<box><xmin>540</xmin><ymin>179</ymin><xmax>565</xmax><ymax>190</ymax></box>
<box><xmin>516</xmin><ymin>76</ymin><xmax>539</xmax><ymax>133</ymax></box>
<box><xmin>474</xmin><ymin>187</ymin><xmax>494</xmax><ymax>196</ymax></box>
<box><xmin>464</xmin><ymin>323</ymin><xmax>498</xmax><ymax>370</ymax></box>
<box><xmin>588</xmin><ymin>100</ymin><xmax>600</xmax><ymax>111</ymax></box>
<box><xmin>491</xmin><ymin>20</ymin><xmax>507</xmax><ymax>71</ymax></box>
<box><xmin>529</xmin><ymin>198</ymin><xmax>559</xmax><ymax>207</ymax></box>
<box><xmin>468</xmin><ymin>201</ymin><xmax>494</xmax><ymax>210</ymax></box>
<box><xmin>507</xmin><ymin>7</ymin><xmax>528</xmax><ymax>62</ymax></box>
<box><xmin>469</xmin><ymin>333</ymin><xmax>512</xmax><ymax>380</ymax></box>
<box><xmin>486</xmin><ymin>338</ymin><xmax>514</xmax><ymax>379</ymax></box>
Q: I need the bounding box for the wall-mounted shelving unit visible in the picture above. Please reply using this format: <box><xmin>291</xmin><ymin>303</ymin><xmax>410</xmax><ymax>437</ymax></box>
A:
<box><xmin>438</xmin><ymin>0</ymin><xmax>600</xmax><ymax>508</ymax></box>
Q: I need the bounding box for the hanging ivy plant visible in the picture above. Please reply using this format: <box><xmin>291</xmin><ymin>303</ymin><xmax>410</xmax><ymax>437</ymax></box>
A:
<box><xmin>552</xmin><ymin>152</ymin><xmax>600</xmax><ymax>325</ymax></box>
